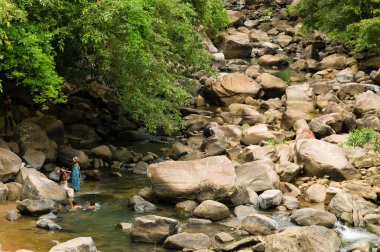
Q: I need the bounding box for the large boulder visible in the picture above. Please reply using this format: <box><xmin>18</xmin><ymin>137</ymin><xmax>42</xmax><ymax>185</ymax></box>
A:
<box><xmin>21</xmin><ymin>175</ymin><xmax>66</xmax><ymax>201</ymax></box>
<box><xmin>32</xmin><ymin>115</ymin><xmax>64</xmax><ymax>146</ymax></box>
<box><xmin>265</xmin><ymin>226</ymin><xmax>341</xmax><ymax>252</ymax></box>
<box><xmin>22</xmin><ymin>148</ymin><xmax>46</xmax><ymax>170</ymax></box>
<box><xmin>241</xmin><ymin>214</ymin><xmax>277</xmax><ymax>235</ymax></box>
<box><xmin>354</xmin><ymin>91</ymin><xmax>380</xmax><ymax>116</ymax></box>
<box><xmin>290</xmin><ymin>208</ymin><xmax>337</xmax><ymax>228</ymax></box>
<box><xmin>319</xmin><ymin>53</ymin><xmax>349</xmax><ymax>70</ymax></box>
<box><xmin>202</xmin><ymin>73</ymin><xmax>262</xmax><ymax>106</ymax></box>
<box><xmin>14</xmin><ymin>121</ymin><xmax>57</xmax><ymax>162</ymax></box>
<box><xmin>147</xmin><ymin>156</ymin><xmax>236</xmax><ymax>201</ymax></box>
<box><xmin>90</xmin><ymin>145</ymin><xmax>112</xmax><ymax>161</ymax></box>
<box><xmin>328</xmin><ymin>192</ymin><xmax>377</xmax><ymax>227</ymax></box>
<box><xmin>64</xmin><ymin>124</ymin><xmax>101</xmax><ymax>149</ymax></box>
<box><xmin>0</xmin><ymin>147</ymin><xmax>22</xmax><ymax>182</ymax></box>
<box><xmin>285</xmin><ymin>84</ymin><xmax>314</xmax><ymax>113</ymax></box>
<box><xmin>295</xmin><ymin>139</ymin><xmax>360</xmax><ymax>180</ymax></box>
<box><xmin>130</xmin><ymin>215</ymin><xmax>179</xmax><ymax>243</ymax></box>
<box><xmin>57</xmin><ymin>145</ymin><xmax>90</xmax><ymax>169</ymax></box>
<box><xmin>49</xmin><ymin>237</ymin><xmax>98</xmax><ymax>252</ymax></box>
<box><xmin>17</xmin><ymin>199</ymin><xmax>56</xmax><ymax>215</ymax></box>
<box><xmin>308</xmin><ymin>113</ymin><xmax>343</xmax><ymax>138</ymax></box>
<box><xmin>304</xmin><ymin>183</ymin><xmax>326</xmax><ymax>203</ymax></box>
<box><xmin>15</xmin><ymin>167</ymin><xmax>46</xmax><ymax>184</ymax></box>
<box><xmin>36</xmin><ymin>218</ymin><xmax>62</xmax><ymax>231</ymax></box>
<box><xmin>241</xmin><ymin>124</ymin><xmax>287</xmax><ymax>146</ymax></box>
<box><xmin>256</xmin><ymin>73</ymin><xmax>287</xmax><ymax>99</ymax></box>
<box><xmin>128</xmin><ymin>195</ymin><xmax>157</xmax><ymax>213</ymax></box>
<box><xmin>258</xmin><ymin>54</ymin><xmax>288</xmax><ymax>67</ymax></box>
<box><xmin>163</xmin><ymin>233</ymin><xmax>211</xmax><ymax>250</ymax></box>
<box><xmin>193</xmin><ymin>200</ymin><xmax>230</xmax><ymax>221</ymax></box>
<box><xmin>235</xmin><ymin>160</ymin><xmax>280</xmax><ymax>193</ymax></box>
<box><xmin>222</xmin><ymin>30</ymin><xmax>252</xmax><ymax>59</ymax></box>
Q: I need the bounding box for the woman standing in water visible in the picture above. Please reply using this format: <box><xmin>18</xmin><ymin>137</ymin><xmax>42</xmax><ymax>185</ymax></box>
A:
<box><xmin>71</xmin><ymin>157</ymin><xmax>81</xmax><ymax>191</ymax></box>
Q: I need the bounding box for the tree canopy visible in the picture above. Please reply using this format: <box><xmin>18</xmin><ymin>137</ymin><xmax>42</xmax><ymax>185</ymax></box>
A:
<box><xmin>0</xmin><ymin>0</ymin><xmax>229</xmax><ymax>132</ymax></box>
<box><xmin>293</xmin><ymin>0</ymin><xmax>380</xmax><ymax>55</ymax></box>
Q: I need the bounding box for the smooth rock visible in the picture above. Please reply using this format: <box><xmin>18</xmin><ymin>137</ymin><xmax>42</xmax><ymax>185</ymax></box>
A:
<box><xmin>241</xmin><ymin>214</ymin><xmax>277</xmax><ymax>235</ymax></box>
<box><xmin>163</xmin><ymin>232</ymin><xmax>211</xmax><ymax>250</ymax></box>
<box><xmin>258</xmin><ymin>190</ymin><xmax>283</xmax><ymax>209</ymax></box>
<box><xmin>193</xmin><ymin>200</ymin><xmax>230</xmax><ymax>221</ymax></box>
<box><xmin>291</xmin><ymin>208</ymin><xmax>337</xmax><ymax>228</ymax></box>
<box><xmin>49</xmin><ymin>237</ymin><xmax>98</xmax><ymax>252</ymax></box>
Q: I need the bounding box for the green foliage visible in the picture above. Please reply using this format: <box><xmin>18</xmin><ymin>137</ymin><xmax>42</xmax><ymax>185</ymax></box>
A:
<box><xmin>0</xmin><ymin>0</ymin><xmax>229</xmax><ymax>132</ymax></box>
<box><xmin>346</xmin><ymin>128</ymin><xmax>380</xmax><ymax>152</ymax></box>
<box><xmin>293</xmin><ymin>0</ymin><xmax>380</xmax><ymax>54</ymax></box>
<box><xmin>241</xmin><ymin>123</ymin><xmax>250</xmax><ymax>129</ymax></box>
<box><xmin>266</xmin><ymin>137</ymin><xmax>286</xmax><ymax>146</ymax></box>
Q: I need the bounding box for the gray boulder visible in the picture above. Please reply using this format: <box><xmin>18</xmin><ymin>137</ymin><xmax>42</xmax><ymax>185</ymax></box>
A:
<box><xmin>163</xmin><ymin>233</ymin><xmax>211</xmax><ymax>250</ymax></box>
<box><xmin>147</xmin><ymin>156</ymin><xmax>236</xmax><ymax>201</ymax></box>
<box><xmin>242</xmin><ymin>214</ymin><xmax>277</xmax><ymax>235</ymax></box>
<box><xmin>128</xmin><ymin>195</ymin><xmax>157</xmax><ymax>213</ymax></box>
<box><xmin>49</xmin><ymin>237</ymin><xmax>98</xmax><ymax>252</ymax></box>
<box><xmin>0</xmin><ymin>147</ymin><xmax>22</xmax><ymax>182</ymax></box>
<box><xmin>36</xmin><ymin>218</ymin><xmax>62</xmax><ymax>231</ymax></box>
<box><xmin>265</xmin><ymin>226</ymin><xmax>341</xmax><ymax>252</ymax></box>
<box><xmin>17</xmin><ymin>199</ymin><xmax>56</xmax><ymax>215</ymax></box>
<box><xmin>193</xmin><ymin>200</ymin><xmax>230</xmax><ymax>221</ymax></box>
<box><xmin>258</xmin><ymin>190</ymin><xmax>283</xmax><ymax>209</ymax></box>
<box><xmin>295</xmin><ymin>139</ymin><xmax>359</xmax><ymax>180</ymax></box>
<box><xmin>21</xmin><ymin>175</ymin><xmax>66</xmax><ymax>201</ymax></box>
<box><xmin>291</xmin><ymin>208</ymin><xmax>337</xmax><ymax>228</ymax></box>
<box><xmin>130</xmin><ymin>215</ymin><xmax>179</xmax><ymax>243</ymax></box>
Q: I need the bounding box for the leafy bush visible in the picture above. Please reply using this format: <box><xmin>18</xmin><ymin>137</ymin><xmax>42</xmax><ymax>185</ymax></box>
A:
<box><xmin>346</xmin><ymin>128</ymin><xmax>380</xmax><ymax>152</ymax></box>
<box><xmin>292</xmin><ymin>0</ymin><xmax>380</xmax><ymax>55</ymax></box>
<box><xmin>0</xmin><ymin>0</ymin><xmax>229</xmax><ymax>132</ymax></box>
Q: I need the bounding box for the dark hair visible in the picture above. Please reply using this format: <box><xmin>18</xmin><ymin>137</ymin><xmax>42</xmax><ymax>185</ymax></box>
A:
<box><xmin>90</xmin><ymin>200</ymin><xmax>95</xmax><ymax>206</ymax></box>
<box><xmin>72</xmin><ymin>200</ymin><xmax>77</xmax><ymax>206</ymax></box>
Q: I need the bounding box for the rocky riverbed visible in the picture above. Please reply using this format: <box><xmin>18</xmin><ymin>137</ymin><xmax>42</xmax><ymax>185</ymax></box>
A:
<box><xmin>2</xmin><ymin>0</ymin><xmax>380</xmax><ymax>251</ymax></box>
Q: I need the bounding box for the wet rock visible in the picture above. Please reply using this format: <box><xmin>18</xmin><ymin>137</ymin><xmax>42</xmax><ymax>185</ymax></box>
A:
<box><xmin>347</xmin><ymin>240</ymin><xmax>370</xmax><ymax>252</ymax></box>
<box><xmin>21</xmin><ymin>175</ymin><xmax>66</xmax><ymax>201</ymax></box>
<box><xmin>130</xmin><ymin>215</ymin><xmax>179</xmax><ymax>243</ymax></box>
<box><xmin>137</xmin><ymin>187</ymin><xmax>155</xmax><ymax>202</ymax></box>
<box><xmin>39</xmin><ymin>213</ymin><xmax>57</xmax><ymax>220</ymax></box>
<box><xmin>0</xmin><ymin>182</ymin><xmax>8</xmax><ymax>201</ymax></box>
<box><xmin>242</xmin><ymin>214</ymin><xmax>277</xmax><ymax>235</ymax></box>
<box><xmin>49</xmin><ymin>237</ymin><xmax>98</xmax><ymax>252</ymax></box>
<box><xmin>163</xmin><ymin>232</ymin><xmax>211</xmax><ymax>250</ymax></box>
<box><xmin>193</xmin><ymin>200</ymin><xmax>230</xmax><ymax>221</ymax></box>
<box><xmin>175</xmin><ymin>200</ymin><xmax>199</xmax><ymax>214</ymax></box>
<box><xmin>36</xmin><ymin>218</ymin><xmax>62</xmax><ymax>231</ymax></box>
<box><xmin>235</xmin><ymin>160</ymin><xmax>280</xmax><ymax>193</ymax></box>
<box><xmin>203</xmin><ymin>73</ymin><xmax>262</xmax><ymax>106</ymax></box>
<box><xmin>188</xmin><ymin>218</ymin><xmax>212</xmax><ymax>225</ymax></box>
<box><xmin>84</xmin><ymin>170</ymin><xmax>101</xmax><ymax>180</ymax></box>
<box><xmin>164</xmin><ymin>142</ymin><xmax>193</xmax><ymax>160</ymax></box>
<box><xmin>0</xmin><ymin>147</ymin><xmax>22</xmax><ymax>182</ymax></box>
<box><xmin>215</xmin><ymin>232</ymin><xmax>234</xmax><ymax>243</ymax></box>
<box><xmin>6</xmin><ymin>182</ymin><xmax>22</xmax><ymax>201</ymax></box>
<box><xmin>304</xmin><ymin>184</ymin><xmax>326</xmax><ymax>203</ymax></box>
<box><xmin>147</xmin><ymin>156</ymin><xmax>236</xmax><ymax>201</ymax></box>
<box><xmin>367</xmin><ymin>224</ymin><xmax>380</xmax><ymax>236</ymax></box>
<box><xmin>133</xmin><ymin>161</ymin><xmax>148</xmax><ymax>175</ymax></box>
<box><xmin>128</xmin><ymin>195</ymin><xmax>157</xmax><ymax>213</ymax></box>
<box><xmin>264</xmin><ymin>226</ymin><xmax>341</xmax><ymax>252</ymax></box>
<box><xmin>117</xmin><ymin>222</ymin><xmax>132</xmax><ymax>230</ymax></box>
<box><xmin>222</xmin><ymin>30</ymin><xmax>252</xmax><ymax>59</ymax></box>
<box><xmin>291</xmin><ymin>208</ymin><xmax>337</xmax><ymax>228</ymax></box>
<box><xmin>22</xmin><ymin>149</ymin><xmax>46</xmax><ymax>170</ymax></box>
<box><xmin>231</xmin><ymin>187</ymin><xmax>259</xmax><ymax>206</ymax></box>
<box><xmin>6</xmin><ymin>209</ymin><xmax>21</xmax><ymax>221</ymax></box>
<box><xmin>17</xmin><ymin>199</ymin><xmax>56</xmax><ymax>215</ymax></box>
<box><xmin>328</xmin><ymin>192</ymin><xmax>377</xmax><ymax>227</ymax></box>
<box><xmin>295</xmin><ymin>139</ymin><xmax>360</xmax><ymax>180</ymax></box>
<box><xmin>258</xmin><ymin>189</ymin><xmax>283</xmax><ymax>209</ymax></box>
